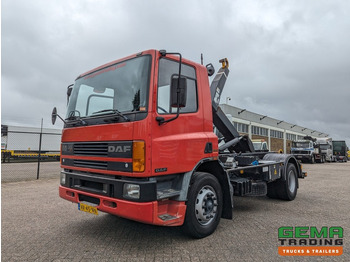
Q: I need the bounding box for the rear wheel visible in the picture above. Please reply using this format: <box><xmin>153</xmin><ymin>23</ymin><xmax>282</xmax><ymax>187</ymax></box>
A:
<box><xmin>267</xmin><ymin>163</ymin><xmax>298</xmax><ymax>201</ymax></box>
<box><xmin>310</xmin><ymin>155</ymin><xmax>315</xmax><ymax>164</ymax></box>
<box><xmin>183</xmin><ymin>172</ymin><xmax>223</xmax><ymax>238</ymax></box>
<box><xmin>284</xmin><ymin>164</ymin><xmax>298</xmax><ymax>200</ymax></box>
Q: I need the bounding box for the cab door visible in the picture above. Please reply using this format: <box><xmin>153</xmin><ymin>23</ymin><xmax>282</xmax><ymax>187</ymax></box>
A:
<box><xmin>151</xmin><ymin>57</ymin><xmax>209</xmax><ymax>176</ymax></box>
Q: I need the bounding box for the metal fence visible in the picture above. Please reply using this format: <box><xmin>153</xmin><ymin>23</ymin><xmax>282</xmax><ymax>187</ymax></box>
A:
<box><xmin>1</xmin><ymin>127</ymin><xmax>62</xmax><ymax>183</ymax></box>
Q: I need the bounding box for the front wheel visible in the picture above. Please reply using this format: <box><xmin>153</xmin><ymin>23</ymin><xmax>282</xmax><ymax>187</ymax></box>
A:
<box><xmin>182</xmin><ymin>172</ymin><xmax>223</xmax><ymax>238</ymax></box>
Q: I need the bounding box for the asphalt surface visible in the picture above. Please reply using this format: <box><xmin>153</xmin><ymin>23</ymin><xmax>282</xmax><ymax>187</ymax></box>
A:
<box><xmin>2</xmin><ymin>162</ymin><xmax>350</xmax><ymax>261</ymax></box>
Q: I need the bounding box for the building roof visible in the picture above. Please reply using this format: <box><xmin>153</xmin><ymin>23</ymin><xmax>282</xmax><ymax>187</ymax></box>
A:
<box><xmin>220</xmin><ymin>104</ymin><xmax>328</xmax><ymax>138</ymax></box>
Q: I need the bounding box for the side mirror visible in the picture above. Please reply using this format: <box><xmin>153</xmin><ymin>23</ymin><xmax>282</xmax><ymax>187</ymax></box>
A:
<box><xmin>51</xmin><ymin>107</ymin><xmax>67</xmax><ymax>125</ymax></box>
<box><xmin>206</xmin><ymin>63</ymin><xmax>215</xmax><ymax>76</ymax></box>
<box><xmin>52</xmin><ymin>107</ymin><xmax>57</xmax><ymax>125</ymax></box>
<box><xmin>170</xmin><ymin>75</ymin><xmax>187</xmax><ymax>108</ymax></box>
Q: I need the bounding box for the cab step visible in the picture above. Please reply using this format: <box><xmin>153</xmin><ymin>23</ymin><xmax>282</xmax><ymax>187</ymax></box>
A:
<box><xmin>158</xmin><ymin>214</ymin><xmax>178</xmax><ymax>221</ymax></box>
<box><xmin>157</xmin><ymin>189</ymin><xmax>181</xmax><ymax>200</ymax></box>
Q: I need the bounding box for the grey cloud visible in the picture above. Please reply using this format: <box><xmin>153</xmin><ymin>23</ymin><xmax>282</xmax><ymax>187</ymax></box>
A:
<box><xmin>2</xmin><ymin>0</ymin><xmax>350</xmax><ymax>145</ymax></box>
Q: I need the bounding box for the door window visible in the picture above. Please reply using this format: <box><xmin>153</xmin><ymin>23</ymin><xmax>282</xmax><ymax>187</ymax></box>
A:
<box><xmin>157</xmin><ymin>58</ymin><xmax>197</xmax><ymax>114</ymax></box>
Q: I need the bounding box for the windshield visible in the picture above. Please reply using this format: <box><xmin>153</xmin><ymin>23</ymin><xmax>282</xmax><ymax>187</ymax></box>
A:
<box><xmin>253</xmin><ymin>142</ymin><xmax>261</xmax><ymax>150</ymax></box>
<box><xmin>66</xmin><ymin>55</ymin><xmax>151</xmax><ymax>119</ymax></box>
<box><xmin>319</xmin><ymin>144</ymin><xmax>330</xmax><ymax>150</ymax></box>
<box><xmin>292</xmin><ymin>142</ymin><xmax>312</xmax><ymax>148</ymax></box>
<box><xmin>333</xmin><ymin>141</ymin><xmax>346</xmax><ymax>152</ymax></box>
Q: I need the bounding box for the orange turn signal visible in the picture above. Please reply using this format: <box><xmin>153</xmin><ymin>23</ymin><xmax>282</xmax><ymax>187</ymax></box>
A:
<box><xmin>133</xmin><ymin>141</ymin><xmax>145</xmax><ymax>172</ymax></box>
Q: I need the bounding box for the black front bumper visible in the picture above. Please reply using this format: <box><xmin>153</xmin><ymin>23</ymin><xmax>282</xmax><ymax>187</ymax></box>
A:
<box><xmin>61</xmin><ymin>171</ymin><xmax>157</xmax><ymax>202</ymax></box>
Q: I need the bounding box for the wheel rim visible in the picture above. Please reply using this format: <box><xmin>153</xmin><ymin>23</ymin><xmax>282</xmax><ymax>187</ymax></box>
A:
<box><xmin>288</xmin><ymin>169</ymin><xmax>296</xmax><ymax>193</ymax></box>
<box><xmin>195</xmin><ymin>186</ymin><xmax>218</xmax><ymax>225</ymax></box>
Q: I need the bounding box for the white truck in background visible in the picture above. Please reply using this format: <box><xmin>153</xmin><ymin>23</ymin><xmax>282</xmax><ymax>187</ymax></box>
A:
<box><xmin>316</xmin><ymin>137</ymin><xmax>334</xmax><ymax>162</ymax></box>
<box><xmin>252</xmin><ymin>139</ymin><xmax>269</xmax><ymax>152</ymax></box>
<box><xmin>291</xmin><ymin>136</ymin><xmax>325</xmax><ymax>164</ymax></box>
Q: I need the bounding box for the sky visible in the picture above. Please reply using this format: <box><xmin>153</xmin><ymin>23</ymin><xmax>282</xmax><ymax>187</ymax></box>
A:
<box><xmin>2</xmin><ymin>0</ymin><xmax>350</xmax><ymax>146</ymax></box>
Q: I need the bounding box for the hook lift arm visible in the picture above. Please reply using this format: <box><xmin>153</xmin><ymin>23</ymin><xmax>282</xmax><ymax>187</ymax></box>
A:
<box><xmin>210</xmin><ymin>58</ymin><xmax>254</xmax><ymax>153</ymax></box>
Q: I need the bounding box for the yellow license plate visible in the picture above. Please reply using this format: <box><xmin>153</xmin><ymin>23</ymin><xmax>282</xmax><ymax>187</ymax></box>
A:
<box><xmin>78</xmin><ymin>203</ymin><xmax>98</xmax><ymax>215</ymax></box>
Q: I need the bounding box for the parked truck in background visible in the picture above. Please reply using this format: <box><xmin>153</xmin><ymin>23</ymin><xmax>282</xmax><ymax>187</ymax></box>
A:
<box><xmin>52</xmin><ymin>49</ymin><xmax>305</xmax><ymax>238</ymax></box>
<box><xmin>252</xmin><ymin>139</ymin><xmax>269</xmax><ymax>152</ymax></box>
<box><xmin>332</xmin><ymin>140</ymin><xmax>348</xmax><ymax>162</ymax></box>
<box><xmin>291</xmin><ymin>136</ymin><xmax>325</xmax><ymax>163</ymax></box>
<box><xmin>316</xmin><ymin>137</ymin><xmax>334</xmax><ymax>162</ymax></box>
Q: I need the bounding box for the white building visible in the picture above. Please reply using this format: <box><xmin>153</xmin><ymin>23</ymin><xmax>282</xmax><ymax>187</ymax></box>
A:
<box><xmin>221</xmin><ymin>104</ymin><xmax>328</xmax><ymax>153</ymax></box>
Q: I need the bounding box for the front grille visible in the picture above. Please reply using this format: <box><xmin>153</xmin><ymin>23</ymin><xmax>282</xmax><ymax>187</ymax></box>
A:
<box><xmin>62</xmin><ymin>158</ymin><xmax>132</xmax><ymax>172</ymax></box>
<box><xmin>61</xmin><ymin>141</ymin><xmax>133</xmax><ymax>172</ymax></box>
<box><xmin>292</xmin><ymin>151</ymin><xmax>309</xmax><ymax>155</ymax></box>
<box><xmin>74</xmin><ymin>160</ymin><xmax>108</xmax><ymax>169</ymax></box>
<box><xmin>74</xmin><ymin>143</ymin><xmax>108</xmax><ymax>156</ymax></box>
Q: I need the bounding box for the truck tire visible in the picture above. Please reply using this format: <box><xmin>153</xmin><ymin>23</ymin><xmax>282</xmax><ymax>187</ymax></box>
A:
<box><xmin>267</xmin><ymin>163</ymin><xmax>298</xmax><ymax>201</ymax></box>
<box><xmin>281</xmin><ymin>164</ymin><xmax>298</xmax><ymax>200</ymax></box>
<box><xmin>182</xmin><ymin>172</ymin><xmax>223</xmax><ymax>238</ymax></box>
<box><xmin>310</xmin><ymin>155</ymin><xmax>315</xmax><ymax>164</ymax></box>
<box><xmin>266</xmin><ymin>182</ymin><xmax>279</xmax><ymax>199</ymax></box>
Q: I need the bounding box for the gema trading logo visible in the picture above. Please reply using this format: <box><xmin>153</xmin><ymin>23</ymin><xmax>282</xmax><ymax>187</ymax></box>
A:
<box><xmin>278</xmin><ymin>226</ymin><xmax>343</xmax><ymax>256</ymax></box>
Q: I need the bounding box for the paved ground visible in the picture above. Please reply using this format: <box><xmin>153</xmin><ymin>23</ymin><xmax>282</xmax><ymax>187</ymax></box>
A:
<box><xmin>2</xmin><ymin>162</ymin><xmax>350</xmax><ymax>261</ymax></box>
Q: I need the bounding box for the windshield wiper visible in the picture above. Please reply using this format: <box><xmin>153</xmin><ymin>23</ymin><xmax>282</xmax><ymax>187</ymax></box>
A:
<box><xmin>92</xmin><ymin>109</ymin><xmax>130</xmax><ymax>121</ymax></box>
<box><xmin>66</xmin><ymin>110</ymin><xmax>87</xmax><ymax>125</ymax></box>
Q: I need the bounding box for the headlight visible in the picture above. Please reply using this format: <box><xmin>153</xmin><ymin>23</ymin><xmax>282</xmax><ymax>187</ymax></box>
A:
<box><xmin>61</xmin><ymin>143</ymin><xmax>73</xmax><ymax>155</ymax></box>
<box><xmin>60</xmin><ymin>172</ymin><xmax>66</xmax><ymax>185</ymax></box>
<box><xmin>123</xmin><ymin>183</ymin><xmax>140</xmax><ymax>199</ymax></box>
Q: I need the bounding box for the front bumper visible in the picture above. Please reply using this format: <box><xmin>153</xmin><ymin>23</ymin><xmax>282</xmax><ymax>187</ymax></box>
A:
<box><xmin>59</xmin><ymin>171</ymin><xmax>187</xmax><ymax>226</ymax></box>
<box><xmin>293</xmin><ymin>154</ymin><xmax>312</xmax><ymax>161</ymax></box>
<box><xmin>61</xmin><ymin>170</ymin><xmax>158</xmax><ymax>202</ymax></box>
<box><xmin>336</xmin><ymin>156</ymin><xmax>346</xmax><ymax>161</ymax></box>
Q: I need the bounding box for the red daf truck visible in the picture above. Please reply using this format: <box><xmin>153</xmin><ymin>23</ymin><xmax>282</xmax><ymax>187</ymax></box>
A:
<box><xmin>52</xmin><ymin>49</ymin><xmax>305</xmax><ymax>238</ymax></box>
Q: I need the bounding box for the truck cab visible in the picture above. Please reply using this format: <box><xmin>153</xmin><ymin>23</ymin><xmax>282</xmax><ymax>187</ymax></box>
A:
<box><xmin>252</xmin><ymin>139</ymin><xmax>269</xmax><ymax>152</ymax></box>
<box><xmin>291</xmin><ymin>140</ymin><xmax>316</xmax><ymax>163</ymax></box>
<box><xmin>332</xmin><ymin>140</ymin><xmax>348</xmax><ymax>162</ymax></box>
<box><xmin>316</xmin><ymin>138</ymin><xmax>334</xmax><ymax>162</ymax></box>
<box><xmin>58</xmin><ymin>49</ymin><xmax>218</xmax><ymax>226</ymax></box>
<box><xmin>291</xmin><ymin>136</ymin><xmax>326</xmax><ymax>163</ymax></box>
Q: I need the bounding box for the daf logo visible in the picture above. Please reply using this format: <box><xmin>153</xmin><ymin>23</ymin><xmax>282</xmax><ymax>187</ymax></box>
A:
<box><xmin>108</xmin><ymin>145</ymin><xmax>131</xmax><ymax>153</ymax></box>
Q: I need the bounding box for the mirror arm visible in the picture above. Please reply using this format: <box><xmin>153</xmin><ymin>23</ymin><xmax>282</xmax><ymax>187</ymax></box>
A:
<box><xmin>56</xmin><ymin>114</ymin><xmax>67</xmax><ymax>124</ymax></box>
<box><xmin>156</xmin><ymin>51</ymin><xmax>182</xmax><ymax>126</ymax></box>
<box><xmin>156</xmin><ymin>107</ymin><xmax>180</xmax><ymax>125</ymax></box>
